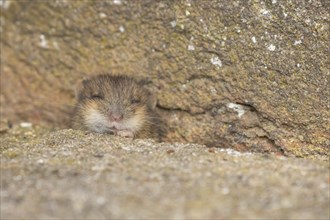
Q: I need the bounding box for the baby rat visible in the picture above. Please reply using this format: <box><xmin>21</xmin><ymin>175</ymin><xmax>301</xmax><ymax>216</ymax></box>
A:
<box><xmin>72</xmin><ymin>74</ymin><xmax>163</xmax><ymax>140</ymax></box>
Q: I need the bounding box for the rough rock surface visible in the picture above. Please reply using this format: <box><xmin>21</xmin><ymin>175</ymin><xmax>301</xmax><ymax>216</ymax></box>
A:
<box><xmin>1</xmin><ymin>1</ymin><xmax>329</xmax><ymax>157</ymax></box>
<box><xmin>1</xmin><ymin>127</ymin><xmax>329</xmax><ymax>219</ymax></box>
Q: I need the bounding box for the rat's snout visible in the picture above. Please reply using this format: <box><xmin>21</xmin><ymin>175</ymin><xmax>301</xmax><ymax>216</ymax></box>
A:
<box><xmin>110</xmin><ymin>112</ymin><xmax>123</xmax><ymax>121</ymax></box>
<box><xmin>108</xmin><ymin>106</ymin><xmax>124</xmax><ymax>122</ymax></box>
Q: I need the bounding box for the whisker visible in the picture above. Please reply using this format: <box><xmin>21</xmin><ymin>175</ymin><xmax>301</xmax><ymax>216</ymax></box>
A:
<box><xmin>143</xmin><ymin>121</ymin><xmax>163</xmax><ymax>127</ymax></box>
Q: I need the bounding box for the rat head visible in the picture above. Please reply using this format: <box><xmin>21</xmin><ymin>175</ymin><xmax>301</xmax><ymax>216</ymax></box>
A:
<box><xmin>75</xmin><ymin>75</ymin><xmax>156</xmax><ymax>136</ymax></box>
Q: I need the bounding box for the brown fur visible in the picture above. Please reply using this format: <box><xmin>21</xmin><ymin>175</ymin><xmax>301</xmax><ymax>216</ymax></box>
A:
<box><xmin>72</xmin><ymin>74</ymin><xmax>163</xmax><ymax>140</ymax></box>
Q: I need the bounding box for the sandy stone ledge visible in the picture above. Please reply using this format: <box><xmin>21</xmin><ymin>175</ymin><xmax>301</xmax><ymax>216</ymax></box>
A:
<box><xmin>1</xmin><ymin>127</ymin><xmax>329</xmax><ymax>219</ymax></box>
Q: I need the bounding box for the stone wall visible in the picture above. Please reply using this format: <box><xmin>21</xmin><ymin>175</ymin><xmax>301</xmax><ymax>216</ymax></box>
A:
<box><xmin>1</xmin><ymin>0</ymin><xmax>329</xmax><ymax>157</ymax></box>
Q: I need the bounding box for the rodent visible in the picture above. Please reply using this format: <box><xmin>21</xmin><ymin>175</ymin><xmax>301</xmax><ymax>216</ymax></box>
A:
<box><xmin>72</xmin><ymin>74</ymin><xmax>163</xmax><ymax>140</ymax></box>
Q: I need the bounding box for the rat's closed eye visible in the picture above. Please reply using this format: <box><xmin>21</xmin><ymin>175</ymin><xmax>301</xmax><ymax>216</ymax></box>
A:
<box><xmin>91</xmin><ymin>94</ymin><xmax>104</xmax><ymax>99</ymax></box>
<box><xmin>131</xmin><ymin>98</ymin><xmax>141</xmax><ymax>104</ymax></box>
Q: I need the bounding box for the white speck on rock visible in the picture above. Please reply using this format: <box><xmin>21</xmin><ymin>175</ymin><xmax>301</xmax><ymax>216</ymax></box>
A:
<box><xmin>221</xmin><ymin>187</ymin><xmax>230</xmax><ymax>194</ymax></box>
<box><xmin>121</xmin><ymin>146</ymin><xmax>132</xmax><ymax>151</ymax></box>
<box><xmin>210</xmin><ymin>56</ymin><xmax>222</xmax><ymax>68</ymax></box>
<box><xmin>52</xmin><ymin>41</ymin><xmax>60</xmax><ymax>50</ymax></box>
<box><xmin>252</xmin><ymin>36</ymin><xmax>257</xmax><ymax>43</ymax></box>
<box><xmin>99</xmin><ymin>12</ymin><xmax>107</xmax><ymax>18</ymax></box>
<box><xmin>188</xmin><ymin>44</ymin><xmax>195</xmax><ymax>51</ymax></box>
<box><xmin>96</xmin><ymin>197</ymin><xmax>106</xmax><ymax>205</ymax></box>
<box><xmin>20</xmin><ymin>122</ymin><xmax>32</xmax><ymax>128</ymax></box>
<box><xmin>92</xmin><ymin>164</ymin><xmax>105</xmax><ymax>171</ymax></box>
<box><xmin>219</xmin><ymin>148</ymin><xmax>251</xmax><ymax>156</ymax></box>
<box><xmin>113</xmin><ymin>0</ymin><xmax>122</xmax><ymax>5</ymax></box>
<box><xmin>272</xmin><ymin>0</ymin><xmax>277</xmax><ymax>4</ymax></box>
<box><xmin>294</xmin><ymin>40</ymin><xmax>302</xmax><ymax>45</ymax></box>
<box><xmin>172</xmin><ymin>113</ymin><xmax>179</xmax><ymax>121</ymax></box>
<box><xmin>119</xmin><ymin>25</ymin><xmax>125</xmax><ymax>32</ymax></box>
<box><xmin>297</xmin><ymin>63</ymin><xmax>301</xmax><ymax>68</ymax></box>
<box><xmin>185</xmin><ymin>10</ymin><xmax>190</xmax><ymax>16</ymax></box>
<box><xmin>205</xmin><ymin>171</ymin><xmax>212</xmax><ymax>177</ymax></box>
<box><xmin>170</xmin><ymin>20</ymin><xmax>176</xmax><ymax>28</ymax></box>
<box><xmin>37</xmin><ymin>159</ymin><xmax>45</xmax><ymax>164</ymax></box>
<box><xmin>267</xmin><ymin>44</ymin><xmax>276</xmax><ymax>51</ymax></box>
<box><xmin>210</xmin><ymin>87</ymin><xmax>217</xmax><ymax>95</ymax></box>
<box><xmin>227</xmin><ymin>103</ymin><xmax>245</xmax><ymax>118</ymax></box>
<box><xmin>260</xmin><ymin>9</ymin><xmax>270</xmax><ymax>15</ymax></box>
<box><xmin>39</xmin><ymin>34</ymin><xmax>48</xmax><ymax>48</ymax></box>
<box><xmin>0</xmin><ymin>0</ymin><xmax>11</xmax><ymax>9</ymax></box>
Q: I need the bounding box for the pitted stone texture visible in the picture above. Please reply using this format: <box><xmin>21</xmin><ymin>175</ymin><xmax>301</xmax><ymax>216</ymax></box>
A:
<box><xmin>1</xmin><ymin>128</ymin><xmax>329</xmax><ymax>219</ymax></box>
<box><xmin>1</xmin><ymin>1</ymin><xmax>329</xmax><ymax>157</ymax></box>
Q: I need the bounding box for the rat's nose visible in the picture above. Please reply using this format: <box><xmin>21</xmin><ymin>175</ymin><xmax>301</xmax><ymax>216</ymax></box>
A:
<box><xmin>110</xmin><ymin>112</ymin><xmax>123</xmax><ymax>121</ymax></box>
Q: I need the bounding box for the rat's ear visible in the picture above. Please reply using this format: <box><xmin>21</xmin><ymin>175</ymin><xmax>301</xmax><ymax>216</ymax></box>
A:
<box><xmin>148</xmin><ymin>94</ymin><xmax>157</xmax><ymax>110</ymax></box>
<box><xmin>138</xmin><ymin>78</ymin><xmax>157</xmax><ymax>109</ymax></box>
<box><xmin>74</xmin><ymin>78</ymin><xmax>88</xmax><ymax>100</ymax></box>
